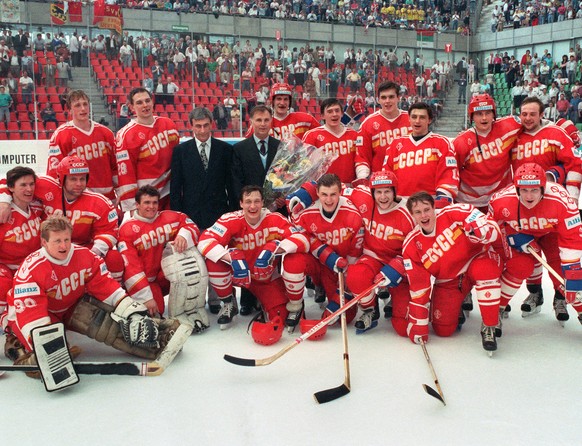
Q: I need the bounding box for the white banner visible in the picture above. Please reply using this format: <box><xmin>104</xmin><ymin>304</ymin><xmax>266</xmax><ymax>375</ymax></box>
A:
<box><xmin>0</xmin><ymin>140</ymin><xmax>49</xmax><ymax>177</ymax></box>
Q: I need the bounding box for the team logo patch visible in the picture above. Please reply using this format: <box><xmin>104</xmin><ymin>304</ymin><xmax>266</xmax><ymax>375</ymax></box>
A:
<box><xmin>317</xmin><ymin>135</ymin><xmax>325</xmax><ymax>142</ymax></box>
<box><xmin>116</xmin><ymin>151</ymin><xmax>130</xmax><ymax>161</ymax></box>
<box><xmin>45</xmin><ymin>192</ymin><xmax>54</xmax><ymax>201</ymax></box>
<box><xmin>403</xmin><ymin>259</ymin><xmax>412</xmax><ymax>270</ymax></box>
<box><xmin>310</xmin><ymin>223</ymin><xmax>318</xmax><ymax>232</ymax></box>
<box><xmin>108</xmin><ymin>210</ymin><xmax>118</xmax><ymax>222</ymax></box>
<box><xmin>565</xmin><ymin>214</ymin><xmax>581</xmax><ymax>229</ymax></box>
<box><xmin>359</xmin><ymin>204</ymin><xmax>368</xmax><ymax>214</ymax></box>
<box><xmin>210</xmin><ymin>223</ymin><xmax>226</xmax><ymax>236</ymax></box>
<box><xmin>396</xmin><ymin>142</ymin><xmax>403</xmax><ymax>151</ymax></box>
<box><xmin>13</xmin><ymin>282</ymin><xmax>40</xmax><ymax>298</ymax></box>
<box><xmin>446</xmin><ymin>156</ymin><xmax>457</xmax><ymax>166</ymax></box>
<box><xmin>132</xmin><ymin>224</ymin><xmax>141</xmax><ymax>233</ymax></box>
<box><xmin>72</xmin><ymin>136</ymin><xmax>77</xmax><ymax>144</ymax></box>
<box><xmin>51</xmin><ymin>271</ymin><xmax>58</xmax><ymax>281</ymax></box>
<box><xmin>502</xmin><ymin>208</ymin><xmax>510</xmax><ymax>218</ymax></box>
<box><xmin>467</xmin><ymin>137</ymin><xmax>472</xmax><ymax>146</ymax></box>
<box><xmin>138</xmin><ymin>132</ymin><xmax>146</xmax><ymax>140</ymax></box>
<box><xmin>356</xmin><ymin>136</ymin><xmax>364</xmax><ymax>146</ymax></box>
<box><xmin>416</xmin><ymin>241</ymin><xmax>422</xmax><ymax>250</ymax></box>
<box><xmin>373</xmin><ymin>122</ymin><xmax>380</xmax><ymax>130</ymax></box>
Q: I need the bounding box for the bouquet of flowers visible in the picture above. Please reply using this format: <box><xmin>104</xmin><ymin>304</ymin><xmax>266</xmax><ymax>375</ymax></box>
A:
<box><xmin>263</xmin><ymin>135</ymin><xmax>338</xmax><ymax>209</ymax></box>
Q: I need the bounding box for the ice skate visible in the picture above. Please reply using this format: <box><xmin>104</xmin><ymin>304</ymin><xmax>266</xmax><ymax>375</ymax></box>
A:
<box><xmin>500</xmin><ymin>303</ymin><xmax>511</xmax><ymax>319</ymax></box>
<box><xmin>457</xmin><ymin>306</ymin><xmax>466</xmax><ymax>331</ymax></box>
<box><xmin>462</xmin><ymin>291</ymin><xmax>473</xmax><ymax>318</ymax></box>
<box><xmin>495</xmin><ymin>308</ymin><xmax>504</xmax><ymax>337</ymax></box>
<box><xmin>379</xmin><ymin>291</ymin><xmax>392</xmax><ymax>319</ymax></box>
<box><xmin>314</xmin><ymin>285</ymin><xmax>326</xmax><ymax>305</ymax></box>
<box><xmin>217</xmin><ymin>297</ymin><xmax>238</xmax><ymax>330</ymax></box>
<box><xmin>521</xmin><ymin>285</ymin><xmax>543</xmax><ymax>317</ymax></box>
<box><xmin>306</xmin><ymin>276</ymin><xmax>315</xmax><ymax>298</ymax></box>
<box><xmin>553</xmin><ymin>292</ymin><xmax>569</xmax><ymax>327</ymax></box>
<box><xmin>480</xmin><ymin>323</ymin><xmax>497</xmax><ymax>357</ymax></box>
<box><xmin>355</xmin><ymin>306</ymin><xmax>379</xmax><ymax>334</ymax></box>
<box><xmin>285</xmin><ymin>300</ymin><xmax>305</xmax><ymax>333</ymax></box>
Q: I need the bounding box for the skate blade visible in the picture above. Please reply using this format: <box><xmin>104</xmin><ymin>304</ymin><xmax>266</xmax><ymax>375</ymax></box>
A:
<box><xmin>355</xmin><ymin>320</ymin><xmax>378</xmax><ymax>335</ymax></box>
<box><xmin>558</xmin><ymin>320</ymin><xmax>566</xmax><ymax>328</ymax></box>
<box><xmin>307</xmin><ymin>289</ymin><xmax>315</xmax><ymax>298</ymax></box>
<box><xmin>487</xmin><ymin>350</ymin><xmax>494</xmax><ymax>358</ymax></box>
<box><xmin>463</xmin><ymin>310</ymin><xmax>470</xmax><ymax>319</ymax></box>
<box><xmin>521</xmin><ymin>307</ymin><xmax>542</xmax><ymax>318</ymax></box>
<box><xmin>287</xmin><ymin>325</ymin><xmax>297</xmax><ymax>334</ymax></box>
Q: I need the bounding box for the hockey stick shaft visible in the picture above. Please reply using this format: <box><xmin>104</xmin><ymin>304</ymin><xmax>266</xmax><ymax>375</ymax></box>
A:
<box><xmin>0</xmin><ymin>361</ymin><xmax>149</xmax><ymax>376</ymax></box>
<box><xmin>313</xmin><ymin>271</ymin><xmax>351</xmax><ymax>404</ymax></box>
<box><xmin>527</xmin><ymin>246</ymin><xmax>565</xmax><ymax>286</ymax></box>
<box><xmin>224</xmin><ymin>280</ymin><xmax>383</xmax><ymax>367</ymax></box>
<box><xmin>420</xmin><ymin>339</ymin><xmax>446</xmax><ymax>406</ymax></box>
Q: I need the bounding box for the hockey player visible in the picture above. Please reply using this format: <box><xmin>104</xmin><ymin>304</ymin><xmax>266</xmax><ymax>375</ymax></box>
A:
<box><xmin>244</xmin><ymin>83</ymin><xmax>320</xmax><ymax>140</ymax></box>
<box><xmin>489</xmin><ymin>163</ymin><xmax>582</xmax><ymax>325</ymax></box>
<box><xmin>116</xmin><ymin>87</ymin><xmax>180</xmax><ymax>213</ymax></box>
<box><xmin>283</xmin><ymin>174</ymin><xmax>364</xmax><ymax>325</ymax></box>
<box><xmin>302</xmin><ymin>98</ymin><xmax>358</xmax><ymax>184</ymax></box>
<box><xmin>0</xmin><ymin>167</ymin><xmax>42</xmax><ymax>329</ymax></box>
<box><xmin>453</xmin><ymin>94</ymin><xmax>521</xmax><ymax>212</ymax></box>
<box><xmin>355</xmin><ymin>81</ymin><xmax>412</xmax><ymax>181</ymax></box>
<box><xmin>381</xmin><ymin>102</ymin><xmax>459</xmax><ymax>207</ymax></box>
<box><xmin>46</xmin><ymin>90</ymin><xmax>118</xmax><ymax>202</ymax></box>
<box><xmin>3</xmin><ymin>216</ymin><xmax>172</xmax><ymax>373</ymax></box>
<box><xmin>512</xmin><ymin>97</ymin><xmax>582</xmax><ymax>315</ymax></box>
<box><xmin>344</xmin><ymin>171</ymin><xmax>416</xmax><ymax>335</ymax></box>
<box><xmin>403</xmin><ymin>191</ymin><xmax>503</xmax><ymax>353</ymax></box>
<box><xmin>0</xmin><ymin>156</ymin><xmax>123</xmax><ymax>281</ymax></box>
<box><xmin>118</xmin><ymin>185</ymin><xmax>203</xmax><ymax>322</ymax></box>
<box><xmin>197</xmin><ymin>185</ymin><xmax>309</xmax><ymax>329</ymax></box>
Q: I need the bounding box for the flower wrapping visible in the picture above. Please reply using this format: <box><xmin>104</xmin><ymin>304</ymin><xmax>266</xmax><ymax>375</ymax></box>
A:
<box><xmin>263</xmin><ymin>135</ymin><xmax>338</xmax><ymax>208</ymax></box>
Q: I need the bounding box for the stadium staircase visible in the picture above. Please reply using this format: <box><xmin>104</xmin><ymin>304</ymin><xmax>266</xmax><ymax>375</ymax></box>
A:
<box><xmin>431</xmin><ymin>99</ymin><xmax>468</xmax><ymax>137</ymax></box>
<box><xmin>69</xmin><ymin>66</ymin><xmax>112</xmax><ymax>129</ymax></box>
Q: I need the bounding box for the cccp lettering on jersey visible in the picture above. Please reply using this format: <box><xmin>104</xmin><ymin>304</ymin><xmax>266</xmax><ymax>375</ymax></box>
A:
<box><xmin>57</xmin><ymin>268</ymin><xmax>91</xmax><ymax>299</ymax></box>
<box><xmin>319</xmin><ymin>227</ymin><xmax>350</xmax><ymax>245</ymax></box>
<box><xmin>278</xmin><ymin>124</ymin><xmax>295</xmax><ymax>140</ymax></box>
<box><xmin>421</xmin><ymin>227</ymin><xmax>457</xmax><ymax>264</ymax></box>
<box><xmin>241</xmin><ymin>228</ymin><xmax>271</xmax><ymax>251</ymax></box>
<box><xmin>75</xmin><ymin>141</ymin><xmax>109</xmax><ymax>161</ymax></box>
<box><xmin>510</xmin><ymin>217</ymin><xmax>551</xmax><ymax>231</ymax></box>
<box><xmin>140</xmin><ymin>223</ymin><xmax>174</xmax><ymax>249</ymax></box>
<box><xmin>146</xmin><ymin>130</ymin><xmax>171</xmax><ymax>155</ymax></box>
<box><xmin>367</xmin><ymin>219</ymin><xmax>395</xmax><ymax>240</ymax></box>
<box><xmin>397</xmin><ymin>148</ymin><xmax>433</xmax><ymax>168</ymax></box>
<box><xmin>471</xmin><ymin>138</ymin><xmax>503</xmax><ymax>163</ymax></box>
<box><xmin>516</xmin><ymin>139</ymin><xmax>549</xmax><ymax>160</ymax></box>
<box><xmin>324</xmin><ymin>140</ymin><xmax>354</xmax><ymax>156</ymax></box>
<box><xmin>12</xmin><ymin>217</ymin><xmax>41</xmax><ymax>242</ymax></box>
<box><xmin>378</xmin><ymin>127</ymin><xmax>409</xmax><ymax>146</ymax></box>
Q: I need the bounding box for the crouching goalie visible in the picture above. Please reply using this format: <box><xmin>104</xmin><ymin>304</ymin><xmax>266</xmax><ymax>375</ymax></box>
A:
<box><xmin>2</xmin><ymin>216</ymin><xmax>185</xmax><ymax>376</ymax></box>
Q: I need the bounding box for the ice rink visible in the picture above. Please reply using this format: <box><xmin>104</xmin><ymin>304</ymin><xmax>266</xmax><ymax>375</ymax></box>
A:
<box><xmin>2</xmin><ymin>278</ymin><xmax>581</xmax><ymax>446</ymax></box>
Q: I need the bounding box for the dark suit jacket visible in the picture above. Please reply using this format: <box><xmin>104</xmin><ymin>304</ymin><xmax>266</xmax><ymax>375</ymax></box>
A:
<box><xmin>231</xmin><ymin>135</ymin><xmax>280</xmax><ymax>206</ymax></box>
<box><xmin>170</xmin><ymin>136</ymin><xmax>234</xmax><ymax>230</ymax></box>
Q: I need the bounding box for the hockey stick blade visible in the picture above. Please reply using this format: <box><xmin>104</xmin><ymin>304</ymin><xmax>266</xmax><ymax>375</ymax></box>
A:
<box><xmin>422</xmin><ymin>384</ymin><xmax>446</xmax><ymax>406</ymax></box>
<box><xmin>146</xmin><ymin>323</ymin><xmax>193</xmax><ymax>376</ymax></box>
<box><xmin>223</xmin><ymin>280</ymin><xmax>383</xmax><ymax>367</ymax></box>
<box><xmin>313</xmin><ymin>383</ymin><xmax>350</xmax><ymax>404</ymax></box>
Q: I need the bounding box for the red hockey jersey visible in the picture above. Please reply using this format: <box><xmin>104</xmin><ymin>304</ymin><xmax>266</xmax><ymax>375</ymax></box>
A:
<box><xmin>0</xmin><ymin>202</ymin><xmax>43</xmax><ymax>270</ymax></box>
<box><xmin>245</xmin><ymin>112</ymin><xmax>321</xmax><ymax>140</ymax></box>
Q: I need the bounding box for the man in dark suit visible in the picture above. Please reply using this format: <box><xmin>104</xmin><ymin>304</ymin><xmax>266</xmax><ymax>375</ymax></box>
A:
<box><xmin>170</xmin><ymin>107</ymin><xmax>234</xmax><ymax>314</ymax></box>
<box><xmin>231</xmin><ymin>104</ymin><xmax>285</xmax><ymax>315</ymax></box>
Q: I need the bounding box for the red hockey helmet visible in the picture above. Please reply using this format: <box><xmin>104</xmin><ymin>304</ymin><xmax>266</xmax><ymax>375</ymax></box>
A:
<box><xmin>468</xmin><ymin>94</ymin><xmax>496</xmax><ymax>121</ymax></box>
<box><xmin>270</xmin><ymin>82</ymin><xmax>293</xmax><ymax>101</ymax></box>
<box><xmin>369</xmin><ymin>170</ymin><xmax>398</xmax><ymax>193</ymax></box>
<box><xmin>299</xmin><ymin>318</ymin><xmax>327</xmax><ymax>341</ymax></box>
<box><xmin>56</xmin><ymin>155</ymin><xmax>89</xmax><ymax>184</ymax></box>
<box><xmin>251</xmin><ymin>316</ymin><xmax>283</xmax><ymax>346</ymax></box>
<box><xmin>514</xmin><ymin>163</ymin><xmax>546</xmax><ymax>189</ymax></box>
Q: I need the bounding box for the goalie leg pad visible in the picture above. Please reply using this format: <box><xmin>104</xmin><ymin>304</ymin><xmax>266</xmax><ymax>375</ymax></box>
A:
<box><xmin>161</xmin><ymin>244</ymin><xmax>209</xmax><ymax>286</ymax></box>
<box><xmin>4</xmin><ymin>331</ymin><xmax>27</xmax><ymax>361</ymax></box>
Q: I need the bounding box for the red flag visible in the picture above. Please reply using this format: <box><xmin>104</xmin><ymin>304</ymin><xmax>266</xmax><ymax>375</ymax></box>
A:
<box><xmin>68</xmin><ymin>1</ymin><xmax>83</xmax><ymax>22</ymax></box>
<box><xmin>94</xmin><ymin>2</ymin><xmax>123</xmax><ymax>34</ymax></box>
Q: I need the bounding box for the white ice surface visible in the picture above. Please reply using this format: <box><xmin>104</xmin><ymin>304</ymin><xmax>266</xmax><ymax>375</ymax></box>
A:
<box><xmin>2</xmin><ymin>278</ymin><xmax>582</xmax><ymax>446</ymax></box>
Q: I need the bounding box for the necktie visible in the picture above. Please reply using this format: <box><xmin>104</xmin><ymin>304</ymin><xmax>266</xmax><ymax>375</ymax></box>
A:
<box><xmin>259</xmin><ymin>140</ymin><xmax>267</xmax><ymax>156</ymax></box>
<box><xmin>199</xmin><ymin>142</ymin><xmax>208</xmax><ymax>170</ymax></box>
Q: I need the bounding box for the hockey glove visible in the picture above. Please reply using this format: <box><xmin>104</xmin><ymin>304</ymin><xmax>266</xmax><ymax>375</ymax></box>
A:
<box><xmin>547</xmin><ymin>164</ymin><xmax>566</xmax><ymax>184</ymax></box>
<box><xmin>316</xmin><ymin>244</ymin><xmax>348</xmax><ymax>273</ymax></box>
<box><xmin>434</xmin><ymin>192</ymin><xmax>452</xmax><ymax>209</ymax></box>
<box><xmin>464</xmin><ymin>219</ymin><xmax>493</xmax><ymax>243</ymax></box>
<box><xmin>351</xmin><ymin>177</ymin><xmax>370</xmax><ymax>188</ymax></box>
<box><xmin>229</xmin><ymin>248</ymin><xmax>251</xmax><ymax>288</ymax></box>
<box><xmin>374</xmin><ymin>257</ymin><xmax>405</xmax><ymax>288</ymax></box>
<box><xmin>407</xmin><ymin>300</ymin><xmax>429</xmax><ymax>344</ymax></box>
<box><xmin>286</xmin><ymin>181</ymin><xmax>316</xmax><ymax>215</ymax></box>
<box><xmin>506</xmin><ymin>233</ymin><xmax>540</xmax><ymax>254</ymax></box>
<box><xmin>564</xmin><ymin>265</ymin><xmax>582</xmax><ymax>304</ymax></box>
<box><xmin>254</xmin><ymin>241</ymin><xmax>280</xmax><ymax>280</ymax></box>
<box><xmin>111</xmin><ymin>297</ymin><xmax>159</xmax><ymax>348</ymax></box>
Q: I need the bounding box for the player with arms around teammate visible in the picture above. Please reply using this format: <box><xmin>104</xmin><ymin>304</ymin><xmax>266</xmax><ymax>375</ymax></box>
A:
<box><xmin>355</xmin><ymin>81</ymin><xmax>412</xmax><ymax>181</ymax></box>
<box><xmin>382</xmin><ymin>102</ymin><xmax>459</xmax><ymax>208</ymax></box>
<box><xmin>283</xmin><ymin>174</ymin><xmax>364</xmax><ymax>325</ymax></box>
<box><xmin>489</xmin><ymin>163</ymin><xmax>582</xmax><ymax>326</ymax></box>
<box><xmin>118</xmin><ymin>185</ymin><xmax>207</xmax><ymax>331</ymax></box>
<box><xmin>403</xmin><ymin>192</ymin><xmax>503</xmax><ymax>353</ymax></box>
<box><xmin>198</xmin><ymin>186</ymin><xmax>309</xmax><ymax>330</ymax></box>
<box><xmin>46</xmin><ymin>89</ymin><xmax>118</xmax><ymax>202</ymax></box>
<box><xmin>0</xmin><ymin>167</ymin><xmax>43</xmax><ymax>329</ymax></box>
<box><xmin>2</xmin><ymin>216</ymin><xmax>175</xmax><ymax>373</ymax></box>
<box><xmin>116</xmin><ymin>87</ymin><xmax>180</xmax><ymax>213</ymax></box>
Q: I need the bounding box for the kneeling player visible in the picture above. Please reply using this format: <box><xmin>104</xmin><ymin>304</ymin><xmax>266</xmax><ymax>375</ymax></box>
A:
<box><xmin>344</xmin><ymin>171</ymin><xmax>416</xmax><ymax>335</ymax></box>
<box><xmin>198</xmin><ymin>186</ymin><xmax>309</xmax><ymax>330</ymax></box>
<box><xmin>3</xmin><ymin>216</ymin><xmax>182</xmax><ymax>374</ymax></box>
<box><xmin>403</xmin><ymin>192</ymin><xmax>503</xmax><ymax>354</ymax></box>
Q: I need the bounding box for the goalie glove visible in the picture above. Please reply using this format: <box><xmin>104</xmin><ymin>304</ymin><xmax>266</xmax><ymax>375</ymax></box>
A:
<box><xmin>316</xmin><ymin>244</ymin><xmax>348</xmax><ymax>273</ymax></box>
<box><xmin>111</xmin><ymin>297</ymin><xmax>159</xmax><ymax>348</ymax></box>
<box><xmin>253</xmin><ymin>240</ymin><xmax>280</xmax><ymax>280</ymax></box>
<box><xmin>229</xmin><ymin>248</ymin><xmax>251</xmax><ymax>288</ymax></box>
<box><xmin>564</xmin><ymin>264</ymin><xmax>582</xmax><ymax>304</ymax></box>
<box><xmin>506</xmin><ymin>233</ymin><xmax>540</xmax><ymax>254</ymax></box>
<box><xmin>407</xmin><ymin>300</ymin><xmax>429</xmax><ymax>344</ymax></box>
<box><xmin>374</xmin><ymin>257</ymin><xmax>405</xmax><ymax>287</ymax></box>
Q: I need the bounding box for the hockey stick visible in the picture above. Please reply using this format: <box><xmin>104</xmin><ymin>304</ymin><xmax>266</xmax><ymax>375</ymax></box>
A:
<box><xmin>224</xmin><ymin>280</ymin><xmax>382</xmax><ymax>367</ymax></box>
<box><xmin>313</xmin><ymin>271</ymin><xmax>351</xmax><ymax>404</ymax></box>
<box><xmin>420</xmin><ymin>339</ymin><xmax>446</xmax><ymax>406</ymax></box>
<box><xmin>527</xmin><ymin>246</ymin><xmax>565</xmax><ymax>286</ymax></box>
